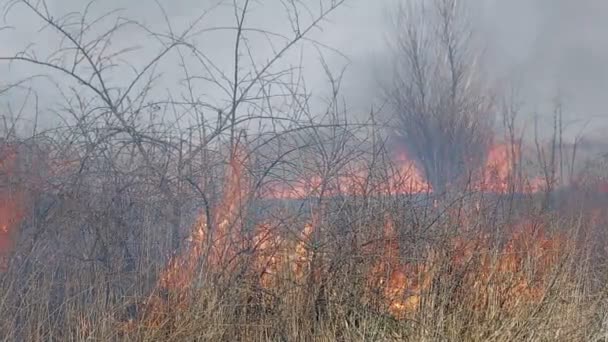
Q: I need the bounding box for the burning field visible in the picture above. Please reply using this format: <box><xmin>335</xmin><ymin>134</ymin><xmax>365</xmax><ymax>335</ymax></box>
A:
<box><xmin>3</xmin><ymin>0</ymin><xmax>608</xmax><ymax>339</ymax></box>
<box><xmin>94</xmin><ymin>138</ymin><xmax>597</xmax><ymax>340</ymax></box>
<box><xmin>0</xmin><ymin>133</ymin><xmax>605</xmax><ymax>341</ymax></box>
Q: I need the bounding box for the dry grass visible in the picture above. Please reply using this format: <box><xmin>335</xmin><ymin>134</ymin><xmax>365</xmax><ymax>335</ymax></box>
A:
<box><xmin>0</xmin><ymin>190</ymin><xmax>605</xmax><ymax>342</ymax></box>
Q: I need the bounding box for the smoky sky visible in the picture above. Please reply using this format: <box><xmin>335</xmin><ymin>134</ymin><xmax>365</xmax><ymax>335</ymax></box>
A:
<box><xmin>479</xmin><ymin>0</ymin><xmax>608</xmax><ymax>137</ymax></box>
<box><xmin>1</xmin><ymin>0</ymin><xmax>608</xmax><ymax>139</ymax></box>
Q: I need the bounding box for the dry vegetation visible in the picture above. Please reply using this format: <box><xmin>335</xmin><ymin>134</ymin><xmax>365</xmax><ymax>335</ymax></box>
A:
<box><xmin>0</xmin><ymin>0</ymin><xmax>607</xmax><ymax>341</ymax></box>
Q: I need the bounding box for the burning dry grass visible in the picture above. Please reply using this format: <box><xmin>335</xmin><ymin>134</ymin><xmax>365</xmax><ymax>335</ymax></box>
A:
<box><xmin>110</xmin><ymin>207</ymin><xmax>594</xmax><ymax>341</ymax></box>
<box><xmin>0</xmin><ymin>142</ymin><xmax>605</xmax><ymax>341</ymax></box>
<box><xmin>371</xmin><ymin>216</ymin><xmax>570</xmax><ymax>319</ymax></box>
<box><xmin>99</xmin><ymin>145</ymin><xmax>598</xmax><ymax>341</ymax></box>
<box><xmin>0</xmin><ymin>146</ymin><xmax>25</xmax><ymax>272</ymax></box>
<box><xmin>0</xmin><ymin>200</ymin><xmax>602</xmax><ymax>341</ymax></box>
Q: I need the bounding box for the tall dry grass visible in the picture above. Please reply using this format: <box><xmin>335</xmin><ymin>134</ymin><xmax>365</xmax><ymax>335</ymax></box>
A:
<box><xmin>0</xmin><ymin>185</ymin><xmax>606</xmax><ymax>341</ymax></box>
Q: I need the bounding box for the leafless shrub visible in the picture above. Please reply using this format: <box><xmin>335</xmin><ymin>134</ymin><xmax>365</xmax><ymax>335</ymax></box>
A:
<box><xmin>384</xmin><ymin>0</ymin><xmax>494</xmax><ymax>193</ymax></box>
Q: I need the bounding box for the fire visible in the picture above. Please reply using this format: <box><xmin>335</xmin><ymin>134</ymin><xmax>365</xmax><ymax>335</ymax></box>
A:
<box><xmin>363</xmin><ymin>216</ymin><xmax>433</xmax><ymax>317</ymax></box>
<box><xmin>140</xmin><ymin>141</ymin><xmax>319</xmax><ymax>326</ymax></box>
<box><xmin>476</xmin><ymin>143</ymin><xmax>545</xmax><ymax>193</ymax></box>
<box><xmin>254</xmin><ymin>218</ymin><xmax>317</xmax><ymax>288</ymax></box>
<box><xmin>389</xmin><ymin>151</ymin><xmax>432</xmax><ymax>194</ymax></box>
<box><xmin>136</xmin><ymin>137</ymin><xmax>566</xmax><ymax>327</ymax></box>
<box><xmin>139</xmin><ymin>144</ymin><xmax>251</xmax><ymax>325</ymax></box>
<box><xmin>264</xmin><ymin>151</ymin><xmax>431</xmax><ymax>200</ymax></box>
<box><xmin>478</xmin><ymin>143</ymin><xmax>515</xmax><ymax>193</ymax></box>
<box><xmin>365</xmin><ymin>215</ymin><xmax>566</xmax><ymax>318</ymax></box>
<box><xmin>263</xmin><ymin>142</ymin><xmax>549</xmax><ymax>199</ymax></box>
<box><xmin>0</xmin><ymin>145</ymin><xmax>25</xmax><ymax>272</ymax></box>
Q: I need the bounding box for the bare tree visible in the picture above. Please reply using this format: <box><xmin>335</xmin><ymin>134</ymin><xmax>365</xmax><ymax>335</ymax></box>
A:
<box><xmin>384</xmin><ymin>0</ymin><xmax>494</xmax><ymax>193</ymax></box>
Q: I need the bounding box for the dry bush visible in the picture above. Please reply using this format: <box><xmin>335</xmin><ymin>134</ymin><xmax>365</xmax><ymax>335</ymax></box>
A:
<box><xmin>384</xmin><ymin>0</ymin><xmax>495</xmax><ymax>193</ymax></box>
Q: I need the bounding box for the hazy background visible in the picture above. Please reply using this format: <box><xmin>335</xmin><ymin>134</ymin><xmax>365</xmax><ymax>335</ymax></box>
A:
<box><xmin>1</xmin><ymin>0</ymin><xmax>608</xmax><ymax>140</ymax></box>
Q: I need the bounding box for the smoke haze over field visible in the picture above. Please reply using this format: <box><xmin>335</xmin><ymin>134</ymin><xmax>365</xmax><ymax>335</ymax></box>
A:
<box><xmin>478</xmin><ymin>0</ymin><xmax>608</xmax><ymax>138</ymax></box>
<box><xmin>1</xmin><ymin>0</ymin><xmax>608</xmax><ymax>139</ymax></box>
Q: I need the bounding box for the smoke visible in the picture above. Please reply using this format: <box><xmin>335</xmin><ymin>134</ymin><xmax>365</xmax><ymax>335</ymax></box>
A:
<box><xmin>1</xmin><ymin>0</ymin><xmax>607</xmax><ymax>138</ymax></box>
<box><xmin>333</xmin><ymin>0</ymin><xmax>608</xmax><ymax>141</ymax></box>
<box><xmin>479</xmin><ymin>0</ymin><xmax>608</xmax><ymax>136</ymax></box>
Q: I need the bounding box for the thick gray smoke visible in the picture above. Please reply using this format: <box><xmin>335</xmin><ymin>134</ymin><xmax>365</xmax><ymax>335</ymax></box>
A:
<box><xmin>328</xmin><ymin>0</ymin><xmax>608</xmax><ymax>141</ymax></box>
<box><xmin>479</xmin><ymin>0</ymin><xmax>608</xmax><ymax>137</ymax></box>
<box><xmin>1</xmin><ymin>0</ymin><xmax>607</xmax><ymax>138</ymax></box>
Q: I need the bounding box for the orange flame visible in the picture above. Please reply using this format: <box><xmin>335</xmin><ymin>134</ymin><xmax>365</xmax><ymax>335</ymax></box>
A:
<box><xmin>478</xmin><ymin>143</ymin><xmax>515</xmax><ymax>193</ymax></box>
<box><xmin>0</xmin><ymin>145</ymin><xmax>25</xmax><ymax>272</ymax></box>
<box><xmin>263</xmin><ymin>142</ymin><xmax>552</xmax><ymax>199</ymax></box>
<box><xmin>138</xmin><ymin>138</ymin><xmax>565</xmax><ymax>326</ymax></box>
<box><xmin>263</xmin><ymin>151</ymin><xmax>431</xmax><ymax>199</ymax></box>
<box><xmin>364</xmin><ymin>215</ymin><xmax>566</xmax><ymax>318</ymax></box>
<box><xmin>364</xmin><ymin>216</ymin><xmax>433</xmax><ymax>317</ymax></box>
<box><xmin>141</xmin><ymin>143</ymin><xmax>252</xmax><ymax>324</ymax></box>
<box><xmin>475</xmin><ymin>143</ymin><xmax>545</xmax><ymax>193</ymax></box>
